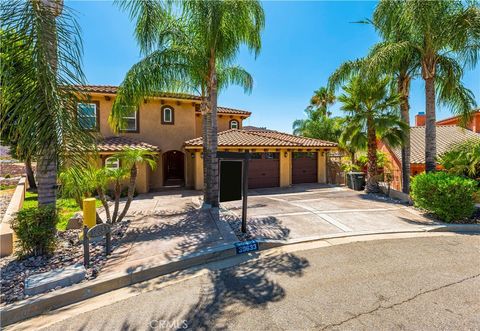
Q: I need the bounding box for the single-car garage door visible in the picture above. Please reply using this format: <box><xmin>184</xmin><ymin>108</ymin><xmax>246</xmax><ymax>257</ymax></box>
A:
<box><xmin>292</xmin><ymin>152</ymin><xmax>317</xmax><ymax>184</ymax></box>
<box><xmin>248</xmin><ymin>152</ymin><xmax>280</xmax><ymax>189</ymax></box>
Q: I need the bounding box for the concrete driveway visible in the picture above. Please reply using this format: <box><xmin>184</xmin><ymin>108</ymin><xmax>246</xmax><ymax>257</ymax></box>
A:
<box><xmin>221</xmin><ymin>184</ymin><xmax>437</xmax><ymax>241</ymax></box>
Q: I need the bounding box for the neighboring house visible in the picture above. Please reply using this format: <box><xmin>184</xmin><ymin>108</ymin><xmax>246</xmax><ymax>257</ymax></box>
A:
<box><xmin>76</xmin><ymin>85</ymin><xmax>337</xmax><ymax>193</ymax></box>
<box><xmin>379</xmin><ymin>111</ymin><xmax>480</xmax><ymax>191</ymax></box>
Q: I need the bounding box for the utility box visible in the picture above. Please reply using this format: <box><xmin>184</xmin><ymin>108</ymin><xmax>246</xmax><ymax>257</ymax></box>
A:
<box><xmin>346</xmin><ymin>172</ymin><xmax>366</xmax><ymax>191</ymax></box>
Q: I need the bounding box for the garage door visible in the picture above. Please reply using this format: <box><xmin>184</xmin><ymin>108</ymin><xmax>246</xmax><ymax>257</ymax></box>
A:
<box><xmin>292</xmin><ymin>152</ymin><xmax>317</xmax><ymax>184</ymax></box>
<box><xmin>248</xmin><ymin>152</ymin><xmax>280</xmax><ymax>189</ymax></box>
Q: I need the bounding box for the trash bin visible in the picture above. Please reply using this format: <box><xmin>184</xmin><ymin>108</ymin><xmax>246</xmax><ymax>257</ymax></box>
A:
<box><xmin>346</xmin><ymin>172</ymin><xmax>365</xmax><ymax>191</ymax></box>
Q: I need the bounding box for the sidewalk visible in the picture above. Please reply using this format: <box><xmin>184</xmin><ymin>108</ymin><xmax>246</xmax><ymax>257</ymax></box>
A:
<box><xmin>100</xmin><ymin>190</ymin><xmax>237</xmax><ymax>275</ymax></box>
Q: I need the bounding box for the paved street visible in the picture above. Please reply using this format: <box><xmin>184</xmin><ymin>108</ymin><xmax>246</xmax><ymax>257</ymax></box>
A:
<box><xmin>17</xmin><ymin>234</ymin><xmax>480</xmax><ymax>331</ymax></box>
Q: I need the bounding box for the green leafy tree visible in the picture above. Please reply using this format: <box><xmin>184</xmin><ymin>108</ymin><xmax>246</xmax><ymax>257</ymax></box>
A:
<box><xmin>438</xmin><ymin>139</ymin><xmax>480</xmax><ymax>180</ymax></box>
<box><xmin>1</xmin><ymin>0</ymin><xmax>95</xmax><ymax>207</ymax></box>
<box><xmin>113</xmin><ymin>0</ymin><xmax>264</xmax><ymax>207</ymax></box>
<box><xmin>293</xmin><ymin>110</ymin><xmax>343</xmax><ymax>142</ymax></box>
<box><xmin>0</xmin><ymin>29</ymin><xmax>37</xmax><ymax>189</ymax></box>
<box><xmin>338</xmin><ymin>75</ymin><xmax>406</xmax><ymax>193</ymax></box>
<box><xmin>114</xmin><ymin>149</ymin><xmax>157</xmax><ymax>222</ymax></box>
<box><xmin>309</xmin><ymin>87</ymin><xmax>336</xmax><ymax>116</ymax></box>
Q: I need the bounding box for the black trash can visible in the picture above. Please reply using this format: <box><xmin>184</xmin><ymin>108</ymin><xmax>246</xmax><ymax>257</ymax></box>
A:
<box><xmin>346</xmin><ymin>172</ymin><xmax>365</xmax><ymax>191</ymax></box>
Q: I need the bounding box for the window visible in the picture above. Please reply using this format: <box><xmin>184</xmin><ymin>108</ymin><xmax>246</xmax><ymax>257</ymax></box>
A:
<box><xmin>121</xmin><ymin>107</ymin><xmax>138</xmax><ymax>132</ymax></box>
<box><xmin>229</xmin><ymin>120</ymin><xmax>239</xmax><ymax>129</ymax></box>
<box><xmin>105</xmin><ymin>157</ymin><xmax>119</xmax><ymax>169</ymax></box>
<box><xmin>78</xmin><ymin>102</ymin><xmax>99</xmax><ymax>130</ymax></box>
<box><xmin>161</xmin><ymin>106</ymin><xmax>174</xmax><ymax>124</ymax></box>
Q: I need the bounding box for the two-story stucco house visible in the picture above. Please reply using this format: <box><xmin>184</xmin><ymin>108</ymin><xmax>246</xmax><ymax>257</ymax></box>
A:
<box><xmin>76</xmin><ymin>85</ymin><xmax>337</xmax><ymax>193</ymax></box>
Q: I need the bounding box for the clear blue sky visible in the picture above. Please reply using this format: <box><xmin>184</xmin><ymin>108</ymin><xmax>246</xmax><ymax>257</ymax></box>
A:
<box><xmin>68</xmin><ymin>0</ymin><xmax>480</xmax><ymax>133</ymax></box>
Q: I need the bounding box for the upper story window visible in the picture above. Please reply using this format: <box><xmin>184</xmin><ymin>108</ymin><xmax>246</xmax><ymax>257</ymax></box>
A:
<box><xmin>229</xmin><ymin>119</ymin><xmax>239</xmax><ymax>129</ymax></box>
<box><xmin>105</xmin><ymin>157</ymin><xmax>119</xmax><ymax>169</ymax></box>
<box><xmin>120</xmin><ymin>107</ymin><xmax>139</xmax><ymax>132</ymax></box>
<box><xmin>78</xmin><ymin>102</ymin><xmax>99</xmax><ymax>130</ymax></box>
<box><xmin>161</xmin><ymin>106</ymin><xmax>174</xmax><ymax>125</ymax></box>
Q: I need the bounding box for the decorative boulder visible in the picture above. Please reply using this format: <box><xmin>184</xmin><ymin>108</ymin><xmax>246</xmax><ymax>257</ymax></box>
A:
<box><xmin>66</xmin><ymin>213</ymin><xmax>83</xmax><ymax>230</ymax></box>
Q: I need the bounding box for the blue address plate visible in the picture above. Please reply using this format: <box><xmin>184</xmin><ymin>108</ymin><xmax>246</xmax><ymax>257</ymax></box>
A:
<box><xmin>235</xmin><ymin>240</ymin><xmax>259</xmax><ymax>254</ymax></box>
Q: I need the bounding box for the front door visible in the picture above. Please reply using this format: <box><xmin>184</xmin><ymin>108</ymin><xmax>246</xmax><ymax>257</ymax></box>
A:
<box><xmin>163</xmin><ymin>150</ymin><xmax>185</xmax><ymax>184</ymax></box>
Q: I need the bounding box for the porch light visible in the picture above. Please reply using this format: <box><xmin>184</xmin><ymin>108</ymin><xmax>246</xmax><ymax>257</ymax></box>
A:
<box><xmin>191</xmin><ymin>153</ymin><xmax>195</xmax><ymax>159</ymax></box>
<box><xmin>284</xmin><ymin>151</ymin><xmax>288</xmax><ymax>157</ymax></box>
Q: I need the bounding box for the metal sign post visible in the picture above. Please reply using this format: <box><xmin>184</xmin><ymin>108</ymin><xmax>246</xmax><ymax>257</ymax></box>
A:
<box><xmin>217</xmin><ymin>152</ymin><xmax>250</xmax><ymax>233</ymax></box>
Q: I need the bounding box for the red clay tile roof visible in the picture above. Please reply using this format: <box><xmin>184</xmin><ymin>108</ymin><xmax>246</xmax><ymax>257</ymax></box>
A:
<box><xmin>184</xmin><ymin>129</ymin><xmax>337</xmax><ymax>148</ymax></box>
<box><xmin>97</xmin><ymin>136</ymin><xmax>160</xmax><ymax>152</ymax></box>
<box><xmin>196</xmin><ymin>106</ymin><xmax>251</xmax><ymax>116</ymax></box>
<box><xmin>74</xmin><ymin>85</ymin><xmax>250</xmax><ymax>116</ymax></box>
<box><xmin>391</xmin><ymin>125</ymin><xmax>480</xmax><ymax>164</ymax></box>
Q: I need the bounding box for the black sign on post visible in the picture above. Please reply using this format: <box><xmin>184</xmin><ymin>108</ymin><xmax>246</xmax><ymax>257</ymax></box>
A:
<box><xmin>217</xmin><ymin>152</ymin><xmax>249</xmax><ymax>233</ymax></box>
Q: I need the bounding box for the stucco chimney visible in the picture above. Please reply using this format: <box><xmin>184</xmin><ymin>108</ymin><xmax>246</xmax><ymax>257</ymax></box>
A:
<box><xmin>415</xmin><ymin>112</ymin><xmax>426</xmax><ymax>126</ymax></box>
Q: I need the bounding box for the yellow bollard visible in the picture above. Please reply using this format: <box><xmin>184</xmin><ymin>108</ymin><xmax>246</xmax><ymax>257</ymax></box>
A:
<box><xmin>83</xmin><ymin>198</ymin><xmax>96</xmax><ymax>229</ymax></box>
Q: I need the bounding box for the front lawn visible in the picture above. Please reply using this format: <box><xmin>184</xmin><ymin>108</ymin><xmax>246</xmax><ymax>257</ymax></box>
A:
<box><xmin>23</xmin><ymin>192</ymin><xmax>102</xmax><ymax>230</ymax></box>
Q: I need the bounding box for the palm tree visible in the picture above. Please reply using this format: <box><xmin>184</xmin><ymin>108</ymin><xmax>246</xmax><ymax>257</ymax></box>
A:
<box><xmin>113</xmin><ymin>0</ymin><xmax>264</xmax><ymax>207</ymax></box>
<box><xmin>1</xmin><ymin>0</ymin><xmax>94</xmax><ymax>207</ymax></box>
<box><xmin>292</xmin><ymin>109</ymin><xmax>343</xmax><ymax>142</ymax></box>
<box><xmin>371</xmin><ymin>0</ymin><xmax>479</xmax><ymax>172</ymax></box>
<box><xmin>310</xmin><ymin>87</ymin><xmax>336</xmax><ymax>116</ymax></box>
<box><xmin>338</xmin><ymin>75</ymin><xmax>406</xmax><ymax>193</ymax></box>
<box><xmin>114</xmin><ymin>149</ymin><xmax>157</xmax><ymax>222</ymax></box>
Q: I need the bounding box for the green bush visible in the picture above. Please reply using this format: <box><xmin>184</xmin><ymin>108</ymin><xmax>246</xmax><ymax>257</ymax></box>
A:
<box><xmin>11</xmin><ymin>206</ymin><xmax>59</xmax><ymax>257</ymax></box>
<box><xmin>410</xmin><ymin>172</ymin><xmax>477</xmax><ymax>222</ymax></box>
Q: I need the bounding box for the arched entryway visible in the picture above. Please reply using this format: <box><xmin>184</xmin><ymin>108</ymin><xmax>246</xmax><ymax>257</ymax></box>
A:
<box><xmin>163</xmin><ymin>150</ymin><xmax>185</xmax><ymax>186</ymax></box>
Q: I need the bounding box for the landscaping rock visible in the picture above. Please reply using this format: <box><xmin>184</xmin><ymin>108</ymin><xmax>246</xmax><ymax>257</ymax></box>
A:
<box><xmin>24</xmin><ymin>264</ymin><xmax>86</xmax><ymax>296</ymax></box>
<box><xmin>0</xmin><ymin>219</ymin><xmax>130</xmax><ymax>306</ymax></box>
<box><xmin>66</xmin><ymin>213</ymin><xmax>83</xmax><ymax>230</ymax></box>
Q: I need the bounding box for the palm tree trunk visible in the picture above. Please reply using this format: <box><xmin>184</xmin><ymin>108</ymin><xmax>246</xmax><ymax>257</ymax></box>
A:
<box><xmin>204</xmin><ymin>51</ymin><xmax>219</xmax><ymax>207</ymax></box>
<box><xmin>97</xmin><ymin>186</ymin><xmax>111</xmax><ymax>223</ymax></box>
<box><xmin>424</xmin><ymin>76</ymin><xmax>436</xmax><ymax>172</ymax></box>
<box><xmin>365</xmin><ymin>114</ymin><xmax>379</xmax><ymax>193</ymax></box>
<box><xmin>25</xmin><ymin>156</ymin><xmax>37</xmax><ymax>190</ymax></box>
<box><xmin>201</xmin><ymin>96</ymin><xmax>211</xmax><ymax>205</ymax></box>
<box><xmin>209</xmin><ymin>73</ymin><xmax>219</xmax><ymax>207</ymax></box>
<box><xmin>37</xmin><ymin>152</ymin><xmax>57</xmax><ymax>206</ymax></box>
<box><xmin>398</xmin><ymin>75</ymin><xmax>411</xmax><ymax>193</ymax></box>
<box><xmin>117</xmin><ymin>164</ymin><xmax>137</xmax><ymax>222</ymax></box>
<box><xmin>111</xmin><ymin>180</ymin><xmax>121</xmax><ymax>223</ymax></box>
<box><xmin>37</xmin><ymin>0</ymin><xmax>62</xmax><ymax>207</ymax></box>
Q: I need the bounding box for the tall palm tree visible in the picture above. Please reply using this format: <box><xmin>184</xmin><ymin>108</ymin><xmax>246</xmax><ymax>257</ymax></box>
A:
<box><xmin>338</xmin><ymin>75</ymin><xmax>406</xmax><ymax>193</ymax></box>
<box><xmin>1</xmin><ymin>0</ymin><xmax>94</xmax><ymax>206</ymax></box>
<box><xmin>372</xmin><ymin>0</ymin><xmax>479</xmax><ymax>172</ymax></box>
<box><xmin>365</xmin><ymin>2</ymin><xmax>421</xmax><ymax>194</ymax></box>
<box><xmin>309</xmin><ymin>86</ymin><xmax>336</xmax><ymax>116</ymax></box>
<box><xmin>113</xmin><ymin>0</ymin><xmax>264</xmax><ymax>207</ymax></box>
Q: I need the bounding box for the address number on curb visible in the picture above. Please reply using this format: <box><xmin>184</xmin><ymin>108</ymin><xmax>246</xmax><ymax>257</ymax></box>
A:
<box><xmin>235</xmin><ymin>240</ymin><xmax>259</xmax><ymax>254</ymax></box>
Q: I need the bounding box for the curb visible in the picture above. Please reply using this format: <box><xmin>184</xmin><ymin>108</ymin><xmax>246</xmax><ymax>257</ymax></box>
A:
<box><xmin>2</xmin><ymin>224</ymin><xmax>480</xmax><ymax>326</ymax></box>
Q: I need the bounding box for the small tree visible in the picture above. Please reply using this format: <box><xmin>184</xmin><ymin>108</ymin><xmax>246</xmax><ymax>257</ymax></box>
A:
<box><xmin>438</xmin><ymin>139</ymin><xmax>480</xmax><ymax>181</ymax></box>
<box><xmin>114</xmin><ymin>149</ymin><xmax>156</xmax><ymax>222</ymax></box>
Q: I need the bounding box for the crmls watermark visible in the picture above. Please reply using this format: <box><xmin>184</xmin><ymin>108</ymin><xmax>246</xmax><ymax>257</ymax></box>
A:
<box><xmin>149</xmin><ymin>319</ymin><xmax>188</xmax><ymax>329</ymax></box>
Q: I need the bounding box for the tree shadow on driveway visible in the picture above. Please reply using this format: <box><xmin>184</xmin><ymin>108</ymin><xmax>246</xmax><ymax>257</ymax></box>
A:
<box><xmin>182</xmin><ymin>252</ymin><xmax>310</xmax><ymax>330</ymax></box>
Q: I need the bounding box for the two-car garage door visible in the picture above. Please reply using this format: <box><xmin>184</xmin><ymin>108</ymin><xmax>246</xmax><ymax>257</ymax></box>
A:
<box><xmin>248</xmin><ymin>152</ymin><xmax>280</xmax><ymax>189</ymax></box>
<box><xmin>247</xmin><ymin>152</ymin><xmax>318</xmax><ymax>189</ymax></box>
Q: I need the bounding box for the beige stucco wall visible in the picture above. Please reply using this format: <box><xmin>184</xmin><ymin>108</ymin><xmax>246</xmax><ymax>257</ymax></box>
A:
<box><xmin>280</xmin><ymin>151</ymin><xmax>292</xmax><ymax>187</ymax></box>
<box><xmin>194</xmin><ymin>113</ymin><xmax>244</xmax><ymax>135</ymax></box>
<box><xmin>193</xmin><ymin>151</ymin><xmax>204</xmax><ymax>190</ymax></box>
<box><xmin>317</xmin><ymin>150</ymin><xmax>327</xmax><ymax>183</ymax></box>
<box><xmin>85</xmin><ymin>93</ymin><xmax>247</xmax><ymax>189</ymax></box>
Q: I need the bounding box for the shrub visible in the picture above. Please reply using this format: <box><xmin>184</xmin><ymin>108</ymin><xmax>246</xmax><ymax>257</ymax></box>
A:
<box><xmin>410</xmin><ymin>172</ymin><xmax>477</xmax><ymax>222</ymax></box>
<box><xmin>11</xmin><ymin>206</ymin><xmax>58</xmax><ymax>257</ymax></box>
<box><xmin>438</xmin><ymin>139</ymin><xmax>480</xmax><ymax>181</ymax></box>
